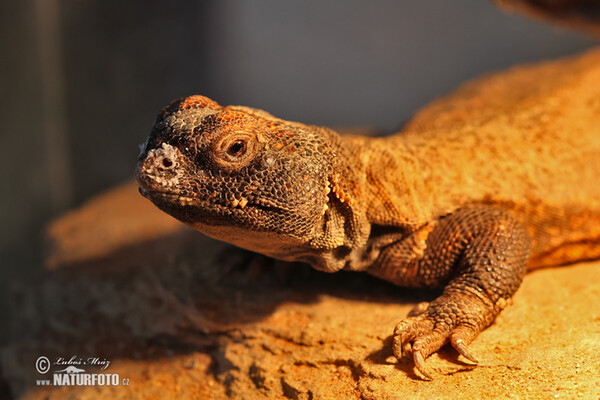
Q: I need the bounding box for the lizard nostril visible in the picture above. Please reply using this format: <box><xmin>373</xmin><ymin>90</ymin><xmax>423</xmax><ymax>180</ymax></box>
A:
<box><xmin>162</xmin><ymin>157</ymin><xmax>173</xmax><ymax>168</ymax></box>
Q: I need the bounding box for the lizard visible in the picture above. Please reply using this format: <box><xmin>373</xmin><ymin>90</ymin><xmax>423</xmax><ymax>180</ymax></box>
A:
<box><xmin>135</xmin><ymin>48</ymin><xmax>600</xmax><ymax>379</ymax></box>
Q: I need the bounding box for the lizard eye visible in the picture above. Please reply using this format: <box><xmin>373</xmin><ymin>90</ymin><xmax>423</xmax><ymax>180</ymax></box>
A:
<box><xmin>213</xmin><ymin>133</ymin><xmax>257</xmax><ymax>169</ymax></box>
<box><xmin>227</xmin><ymin>140</ymin><xmax>247</xmax><ymax>157</ymax></box>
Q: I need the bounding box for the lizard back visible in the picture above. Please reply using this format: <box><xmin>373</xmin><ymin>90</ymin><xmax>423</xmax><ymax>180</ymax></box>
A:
<box><xmin>343</xmin><ymin>48</ymin><xmax>600</xmax><ymax>268</ymax></box>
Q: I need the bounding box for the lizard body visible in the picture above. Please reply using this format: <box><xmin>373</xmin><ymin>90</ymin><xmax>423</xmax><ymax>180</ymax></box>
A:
<box><xmin>136</xmin><ymin>49</ymin><xmax>600</xmax><ymax>378</ymax></box>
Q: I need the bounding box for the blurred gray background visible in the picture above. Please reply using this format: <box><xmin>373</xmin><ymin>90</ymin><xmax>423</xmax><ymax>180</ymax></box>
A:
<box><xmin>0</xmin><ymin>0</ymin><xmax>597</xmax><ymax>340</ymax></box>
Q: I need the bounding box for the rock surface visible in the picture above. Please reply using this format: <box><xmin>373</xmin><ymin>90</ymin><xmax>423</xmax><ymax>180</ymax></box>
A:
<box><xmin>4</xmin><ymin>49</ymin><xmax>600</xmax><ymax>399</ymax></box>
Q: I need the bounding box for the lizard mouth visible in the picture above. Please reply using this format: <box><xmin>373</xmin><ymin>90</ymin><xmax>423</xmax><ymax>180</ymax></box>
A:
<box><xmin>138</xmin><ymin>187</ymin><xmax>201</xmax><ymax>207</ymax></box>
<box><xmin>138</xmin><ymin>187</ymin><xmax>281</xmax><ymax>225</ymax></box>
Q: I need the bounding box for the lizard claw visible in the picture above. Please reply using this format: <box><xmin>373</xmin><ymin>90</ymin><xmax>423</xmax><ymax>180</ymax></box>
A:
<box><xmin>452</xmin><ymin>337</ymin><xmax>478</xmax><ymax>363</ymax></box>
<box><xmin>412</xmin><ymin>348</ymin><xmax>433</xmax><ymax>380</ymax></box>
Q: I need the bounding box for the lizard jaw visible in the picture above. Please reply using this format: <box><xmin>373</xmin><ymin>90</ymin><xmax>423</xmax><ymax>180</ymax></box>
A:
<box><xmin>137</xmin><ymin>187</ymin><xmax>285</xmax><ymax>228</ymax></box>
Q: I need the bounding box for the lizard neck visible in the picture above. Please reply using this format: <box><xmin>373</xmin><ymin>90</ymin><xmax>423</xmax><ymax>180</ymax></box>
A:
<box><xmin>318</xmin><ymin>133</ymin><xmax>436</xmax><ymax>273</ymax></box>
<box><xmin>291</xmin><ymin>128</ymin><xmax>373</xmax><ymax>273</ymax></box>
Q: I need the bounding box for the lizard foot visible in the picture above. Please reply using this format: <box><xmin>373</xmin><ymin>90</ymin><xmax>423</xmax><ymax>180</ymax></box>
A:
<box><xmin>393</xmin><ymin>297</ymin><xmax>485</xmax><ymax>379</ymax></box>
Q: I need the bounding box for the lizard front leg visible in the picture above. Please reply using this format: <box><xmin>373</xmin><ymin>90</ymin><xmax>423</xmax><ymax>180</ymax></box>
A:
<box><xmin>367</xmin><ymin>206</ymin><xmax>531</xmax><ymax>379</ymax></box>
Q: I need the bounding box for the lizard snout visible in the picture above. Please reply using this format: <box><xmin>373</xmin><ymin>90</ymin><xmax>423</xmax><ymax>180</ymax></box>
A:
<box><xmin>136</xmin><ymin>142</ymin><xmax>185</xmax><ymax>193</ymax></box>
<box><xmin>140</xmin><ymin>143</ymin><xmax>180</xmax><ymax>174</ymax></box>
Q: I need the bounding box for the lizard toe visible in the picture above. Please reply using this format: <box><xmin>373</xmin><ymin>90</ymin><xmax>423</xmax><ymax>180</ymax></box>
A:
<box><xmin>392</xmin><ymin>316</ymin><xmax>434</xmax><ymax>359</ymax></box>
<box><xmin>393</xmin><ymin>314</ymin><xmax>450</xmax><ymax>379</ymax></box>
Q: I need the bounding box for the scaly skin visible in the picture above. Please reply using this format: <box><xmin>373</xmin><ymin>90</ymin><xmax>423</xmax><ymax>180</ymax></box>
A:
<box><xmin>135</xmin><ymin>49</ymin><xmax>600</xmax><ymax>379</ymax></box>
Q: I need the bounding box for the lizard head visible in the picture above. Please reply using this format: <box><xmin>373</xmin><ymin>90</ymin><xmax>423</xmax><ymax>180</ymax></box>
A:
<box><xmin>136</xmin><ymin>95</ymin><xmax>359</xmax><ymax>266</ymax></box>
